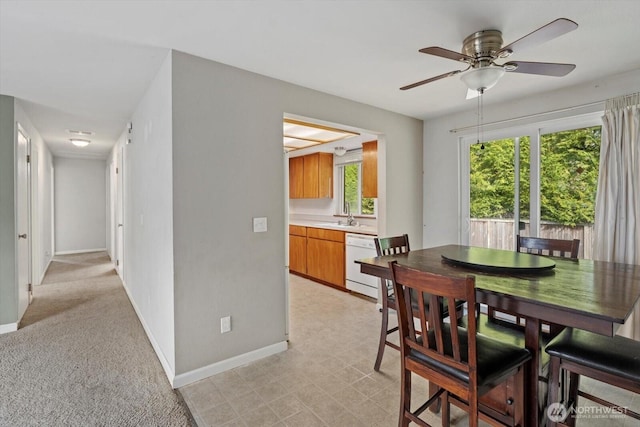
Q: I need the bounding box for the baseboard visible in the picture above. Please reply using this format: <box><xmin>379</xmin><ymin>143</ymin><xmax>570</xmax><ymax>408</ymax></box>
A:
<box><xmin>120</xmin><ymin>278</ymin><xmax>176</xmax><ymax>388</ymax></box>
<box><xmin>172</xmin><ymin>341</ymin><xmax>288</xmax><ymax>389</ymax></box>
<box><xmin>38</xmin><ymin>256</ymin><xmax>53</xmax><ymax>285</ymax></box>
<box><xmin>0</xmin><ymin>322</ymin><xmax>18</xmax><ymax>335</ymax></box>
<box><xmin>55</xmin><ymin>248</ymin><xmax>107</xmax><ymax>255</ymax></box>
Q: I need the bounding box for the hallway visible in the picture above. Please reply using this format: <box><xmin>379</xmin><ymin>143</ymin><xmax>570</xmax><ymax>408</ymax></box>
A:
<box><xmin>0</xmin><ymin>252</ymin><xmax>193</xmax><ymax>426</ymax></box>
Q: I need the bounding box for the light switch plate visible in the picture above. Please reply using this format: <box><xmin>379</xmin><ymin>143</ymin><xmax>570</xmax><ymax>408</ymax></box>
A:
<box><xmin>253</xmin><ymin>217</ymin><xmax>267</xmax><ymax>232</ymax></box>
<box><xmin>221</xmin><ymin>316</ymin><xmax>231</xmax><ymax>333</ymax></box>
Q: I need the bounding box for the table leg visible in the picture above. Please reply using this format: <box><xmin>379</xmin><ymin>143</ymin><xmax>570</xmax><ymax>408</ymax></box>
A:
<box><xmin>524</xmin><ymin>318</ymin><xmax>541</xmax><ymax>427</ymax></box>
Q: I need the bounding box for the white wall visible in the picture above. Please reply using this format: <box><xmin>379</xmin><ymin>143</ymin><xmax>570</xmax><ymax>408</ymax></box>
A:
<box><xmin>1</xmin><ymin>95</ymin><xmax>54</xmax><ymax>331</ymax></box>
<box><xmin>120</xmin><ymin>51</ymin><xmax>176</xmax><ymax>377</ymax></box>
<box><xmin>423</xmin><ymin>68</ymin><xmax>640</xmax><ymax>248</ymax></box>
<box><xmin>15</xmin><ymin>100</ymin><xmax>54</xmax><ymax>285</ymax></box>
<box><xmin>54</xmin><ymin>157</ymin><xmax>107</xmax><ymax>254</ymax></box>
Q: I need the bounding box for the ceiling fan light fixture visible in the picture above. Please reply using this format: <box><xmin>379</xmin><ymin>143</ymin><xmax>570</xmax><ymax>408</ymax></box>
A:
<box><xmin>460</xmin><ymin>66</ymin><xmax>505</xmax><ymax>92</ymax></box>
<box><xmin>70</xmin><ymin>138</ymin><xmax>90</xmax><ymax>147</ymax></box>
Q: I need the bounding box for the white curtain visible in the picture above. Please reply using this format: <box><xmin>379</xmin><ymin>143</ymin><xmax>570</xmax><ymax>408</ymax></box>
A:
<box><xmin>593</xmin><ymin>92</ymin><xmax>640</xmax><ymax>340</ymax></box>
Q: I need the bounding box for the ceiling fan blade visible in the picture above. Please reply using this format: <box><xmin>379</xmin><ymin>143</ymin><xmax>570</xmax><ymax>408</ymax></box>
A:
<box><xmin>497</xmin><ymin>18</ymin><xmax>578</xmax><ymax>57</ymax></box>
<box><xmin>505</xmin><ymin>61</ymin><xmax>576</xmax><ymax>77</ymax></box>
<box><xmin>419</xmin><ymin>46</ymin><xmax>475</xmax><ymax>63</ymax></box>
<box><xmin>400</xmin><ymin>69</ymin><xmax>464</xmax><ymax>90</ymax></box>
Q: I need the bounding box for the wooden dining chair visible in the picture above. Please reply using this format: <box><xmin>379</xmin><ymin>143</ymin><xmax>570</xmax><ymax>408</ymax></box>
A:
<box><xmin>390</xmin><ymin>261</ymin><xmax>531</xmax><ymax>427</ymax></box>
<box><xmin>545</xmin><ymin>328</ymin><xmax>640</xmax><ymax>426</ymax></box>
<box><xmin>373</xmin><ymin>235</ymin><xmax>466</xmax><ymax>372</ymax></box>
<box><xmin>488</xmin><ymin>235</ymin><xmax>580</xmax><ymax>331</ymax></box>
<box><xmin>373</xmin><ymin>234</ymin><xmax>411</xmax><ymax>371</ymax></box>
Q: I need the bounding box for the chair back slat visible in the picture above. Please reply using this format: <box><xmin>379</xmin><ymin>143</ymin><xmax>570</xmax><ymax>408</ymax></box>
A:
<box><xmin>375</xmin><ymin>234</ymin><xmax>410</xmax><ymax>256</ymax></box>
<box><xmin>375</xmin><ymin>235</ymin><xmax>410</xmax><ymax>296</ymax></box>
<box><xmin>390</xmin><ymin>261</ymin><xmax>476</xmax><ymax>375</ymax></box>
<box><xmin>517</xmin><ymin>235</ymin><xmax>580</xmax><ymax>259</ymax></box>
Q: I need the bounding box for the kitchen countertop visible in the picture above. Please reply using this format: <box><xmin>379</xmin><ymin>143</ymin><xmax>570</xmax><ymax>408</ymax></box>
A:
<box><xmin>289</xmin><ymin>220</ymin><xmax>378</xmax><ymax>236</ymax></box>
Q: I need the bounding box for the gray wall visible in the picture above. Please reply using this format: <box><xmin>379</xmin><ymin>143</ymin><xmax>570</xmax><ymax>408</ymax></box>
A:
<box><xmin>422</xmin><ymin>68</ymin><xmax>640</xmax><ymax>248</ymax></box>
<box><xmin>54</xmin><ymin>157</ymin><xmax>107</xmax><ymax>253</ymax></box>
<box><xmin>0</xmin><ymin>95</ymin><xmax>16</xmax><ymax>326</ymax></box>
<box><xmin>170</xmin><ymin>50</ymin><xmax>423</xmax><ymax>375</ymax></box>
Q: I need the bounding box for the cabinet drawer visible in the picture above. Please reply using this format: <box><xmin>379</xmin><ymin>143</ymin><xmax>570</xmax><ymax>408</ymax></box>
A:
<box><xmin>289</xmin><ymin>225</ymin><xmax>307</xmax><ymax>237</ymax></box>
<box><xmin>307</xmin><ymin>227</ymin><xmax>345</xmax><ymax>243</ymax></box>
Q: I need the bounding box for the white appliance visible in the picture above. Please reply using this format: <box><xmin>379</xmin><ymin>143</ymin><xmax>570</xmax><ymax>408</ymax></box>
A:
<box><xmin>346</xmin><ymin>233</ymin><xmax>379</xmax><ymax>299</ymax></box>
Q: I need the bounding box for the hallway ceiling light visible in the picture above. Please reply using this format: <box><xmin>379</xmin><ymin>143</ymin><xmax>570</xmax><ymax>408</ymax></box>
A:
<box><xmin>70</xmin><ymin>138</ymin><xmax>90</xmax><ymax>147</ymax></box>
<box><xmin>67</xmin><ymin>129</ymin><xmax>94</xmax><ymax>136</ymax></box>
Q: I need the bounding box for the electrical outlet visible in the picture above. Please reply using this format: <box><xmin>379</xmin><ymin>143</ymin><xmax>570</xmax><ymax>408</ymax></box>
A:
<box><xmin>221</xmin><ymin>316</ymin><xmax>231</xmax><ymax>333</ymax></box>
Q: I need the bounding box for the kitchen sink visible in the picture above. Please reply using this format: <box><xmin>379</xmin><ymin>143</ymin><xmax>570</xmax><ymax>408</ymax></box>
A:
<box><xmin>317</xmin><ymin>222</ymin><xmax>357</xmax><ymax>228</ymax></box>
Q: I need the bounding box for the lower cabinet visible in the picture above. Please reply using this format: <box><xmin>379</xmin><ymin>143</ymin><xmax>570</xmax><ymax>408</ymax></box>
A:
<box><xmin>306</xmin><ymin>228</ymin><xmax>345</xmax><ymax>289</ymax></box>
<box><xmin>289</xmin><ymin>225</ymin><xmax>307</xmax><ymax>274</ymax></box>
<box><xmin>289</xmin><ymin>226</ymin><xmax>346</xmax><ymax>289</ymax></box>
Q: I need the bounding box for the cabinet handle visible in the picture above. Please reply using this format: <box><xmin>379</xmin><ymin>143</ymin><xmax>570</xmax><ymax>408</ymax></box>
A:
<box><xmin>18</xmin><ymin>234</ymin><xmax>27</xmax><ymax>239</ymax></box>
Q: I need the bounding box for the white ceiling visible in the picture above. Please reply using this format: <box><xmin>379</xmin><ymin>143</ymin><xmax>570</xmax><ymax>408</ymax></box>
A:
<box><xmin>2</xmin><ymin>1</ymin><xmax>640</xmax><ymax>158</ymax></box>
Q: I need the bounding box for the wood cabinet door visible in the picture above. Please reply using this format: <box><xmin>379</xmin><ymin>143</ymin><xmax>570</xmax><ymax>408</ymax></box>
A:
<box><xmin>307</xmin><ymin>238</ymin><xmax>345</xmax><ymax>288</ymax></box>
<box><xmin>362</xmin><ymin>140</ymin><xmax>378</xmax><ymax>198</ymax></box>
<box><xmin>289</xmin><ymin>156</ymin><xmax>304</xmax><ymax>199</ymax></box>
<box><xmin>289</xmin><ymin>235</ymin><xmax>307</xmax><ymax>274</ymax></box>
<box><xmin>318</xmin><ymin>152</ymin><xmax>333</xmax><ymax>198</ymax></box>
<box><xmin>303</xmin><ymin>154</ymin><xmax>319</xmax><ymax>198</ymax></box>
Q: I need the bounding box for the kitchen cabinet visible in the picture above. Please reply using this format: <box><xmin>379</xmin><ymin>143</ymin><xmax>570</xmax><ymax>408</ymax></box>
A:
<box><xmin>289</xmin><ymin>152</ymin><xmax>333</xmax><ymax>199</ymax></box>
<box><xmin>289</xmin><ymin>225</ymin><xmax>307</xmax><ymax>274</ymax></box>
<box><xmin>289</xmin><ymin>156</ymin><xmax>304</xmax><ymax>199</ymax></box>
<box><xmin>362</xmin><ymin>140</ymin><xmax>378</xmax><ymax>198</ymax></box>
<box><xmin>306</xmin><ymin>227</ymin><xmax>345</xmax><ymax>288</ymax></box>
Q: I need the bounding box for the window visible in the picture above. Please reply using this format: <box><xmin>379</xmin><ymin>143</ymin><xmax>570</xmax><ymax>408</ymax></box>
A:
<box><xmin>461</xmin><ymin>113</ymin><xmax>602</xmax><ymax>259</ymax></box>
<box><xmin>337</xmin><ymin>152</ymin><xmax>375</xmax><ymax>216</ymax></box>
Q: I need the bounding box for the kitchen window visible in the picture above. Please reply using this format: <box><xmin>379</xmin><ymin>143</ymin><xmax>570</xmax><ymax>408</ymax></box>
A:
<box><xmin>336</xmin><ymin>150</ymin><xmax>375</xmax><ymax>216</ymax></box>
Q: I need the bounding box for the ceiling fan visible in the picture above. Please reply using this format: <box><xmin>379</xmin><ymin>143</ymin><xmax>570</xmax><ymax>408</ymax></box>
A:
<box><xmin>400</xmin><ymin>18</ymin><xmax>578</xmax><ymax>97</ymax></box>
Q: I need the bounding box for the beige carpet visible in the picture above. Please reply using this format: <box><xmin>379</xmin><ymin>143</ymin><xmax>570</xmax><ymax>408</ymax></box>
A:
<box><xmin>0</xmin><ymin>252</ymin><xmax>194</xmax><ymax>427</ymax></box>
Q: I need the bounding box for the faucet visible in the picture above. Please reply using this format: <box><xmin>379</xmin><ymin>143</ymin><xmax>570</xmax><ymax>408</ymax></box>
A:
<box><xmin>346</xmin><ymin>201</ymin><xmax>356</xmax><ymax>226</ymax></box>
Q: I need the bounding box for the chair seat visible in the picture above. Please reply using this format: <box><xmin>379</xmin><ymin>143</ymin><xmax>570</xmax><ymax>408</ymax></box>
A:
<box><xmin>462</xmin><ymin>313</ymin><xmax>553</xmax><ymax>368</ymax></box>
<box><xmin>410</xmin><ymin>324</ymin><xmax>531</xmax><ymax>394</ymax></box>
<box><xmin>545</xmin><ymin>328</ymin><xmax>640</xmax><ymax>384</ymax></box>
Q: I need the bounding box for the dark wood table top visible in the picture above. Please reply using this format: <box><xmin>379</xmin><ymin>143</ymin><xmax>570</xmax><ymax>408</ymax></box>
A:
<box><xmin>356</xmin><ymin>244</ymin><xmax>640</xmax><ymax>336</ymax></box>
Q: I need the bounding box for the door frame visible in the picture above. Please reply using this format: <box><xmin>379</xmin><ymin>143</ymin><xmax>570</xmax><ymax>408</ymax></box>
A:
<box><xmin>16</xmin><ymin>123</ymin><xmax>32</xmax><ymax>319</ymax></box>
<box><xmin>115</xmin><ymin>145</ymin><xmax>125</xmax><ymax>280</ymax></box>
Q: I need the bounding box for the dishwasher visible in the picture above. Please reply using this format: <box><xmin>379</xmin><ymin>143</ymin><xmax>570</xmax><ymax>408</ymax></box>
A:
<box><xmin>345</xmin><ymin>233</ymin><xmax>380</xmax><ymax>299</ymax></box>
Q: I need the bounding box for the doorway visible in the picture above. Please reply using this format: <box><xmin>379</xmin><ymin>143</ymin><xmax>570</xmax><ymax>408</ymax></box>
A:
<box><xmin>16</xmin><ymin>124</ymin><xmax>32</xmax><ymax>319</ymax></box>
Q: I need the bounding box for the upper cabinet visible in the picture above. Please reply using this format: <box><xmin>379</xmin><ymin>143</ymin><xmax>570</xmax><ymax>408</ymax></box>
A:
<box><xmin>362</xmin><ymin>140</ymin><xmax>378</xmax><ymax>198</ymax></box>
<box><xmin>289</xmin><ymin>152</ymin><xmax>333</xmax><ymax>199</ymax></box>
<box><xmin>289</xmin><ymin>156</ymin><xmax>305</xmax><ymax>198</ymax></box>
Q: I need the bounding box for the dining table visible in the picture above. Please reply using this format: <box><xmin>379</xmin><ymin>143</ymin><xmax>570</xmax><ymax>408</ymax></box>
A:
<box><xmin>356</xmin><ymin>244</ymin><xmax>640</xmax><ymax>427</ymax></box>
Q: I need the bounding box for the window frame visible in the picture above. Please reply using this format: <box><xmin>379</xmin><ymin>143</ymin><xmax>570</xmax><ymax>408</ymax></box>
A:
<box><xmin>459</xmin><ymin>111</ymin><xmax>603</xmax><ymax>245</ymax></box>
<box><xmin>335</xmin><ymin>150</ymin><xmax>376</xmax><ymax>217</ymax></box>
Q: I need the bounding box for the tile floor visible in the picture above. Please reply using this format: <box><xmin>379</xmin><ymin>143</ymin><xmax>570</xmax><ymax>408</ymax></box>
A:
<box><xmin>180</xmin><ymin>274</ymin><xmax>639</xmax><ymax>427</ymax></box>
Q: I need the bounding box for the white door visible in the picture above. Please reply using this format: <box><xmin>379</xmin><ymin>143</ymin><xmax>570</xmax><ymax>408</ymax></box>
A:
<box><xmin>115</xmin><ymin>146</ymin><xmax>125</xmax><ymax>279</ymax></box>
<box><xmin>17</xmin><ymin>126</ymin><xmax>32</xmax><ymax>319</ymax></box>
